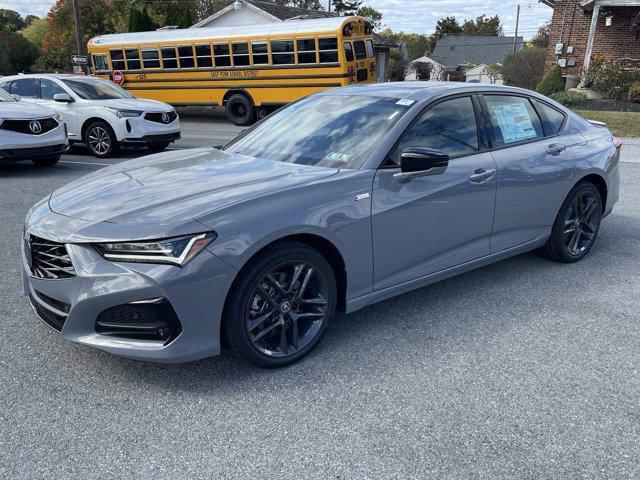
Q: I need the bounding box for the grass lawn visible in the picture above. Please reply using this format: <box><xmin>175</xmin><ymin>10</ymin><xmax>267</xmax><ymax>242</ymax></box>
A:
<box><xmin>575</xmin><ymin>110</ymin><xmax>640</xmax><ymax>137</ymax></box>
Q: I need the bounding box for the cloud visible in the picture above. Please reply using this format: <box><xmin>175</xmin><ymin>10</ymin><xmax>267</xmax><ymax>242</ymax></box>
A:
<box><xmin>0</xmin><ymin>0</ymin><xmax>52</xmax><ymax>17</ymax></box>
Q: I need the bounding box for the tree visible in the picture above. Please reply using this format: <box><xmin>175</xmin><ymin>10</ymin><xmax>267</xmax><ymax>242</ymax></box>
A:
<box><xmin>128</xmin><ymin>5</ymin><xmax>158</xmax><ymax>32</ymax></box>
<box><xmin>462</xmin><ymin>14</ymin><xmax>503</xmax><ymax>36</ymax></box>
<box><xmin>22</xmin><ymin>17</ymin><xmax>50</xmax><ymax>50</ymax></box>
<box><xmin>485</xmin><ymin>63</ymin><xmax>503</xmax><ymax>84</ymax></box>
<box><xmin>434</xmin><ymin>16</ymin><xmax>462</xmax><ymax>40</ymax></box>
<box><xmin>356</xmin><ymin>5</ymin><xmax>382</xmax><ymax>29</ymax></box>
<box><xmin>379</xmin><ymin>28</ymin><xmax>432</xmax><ymax>60</ymax></box>
<box><xmin>531</xmin><ymin>22</ymin><xmax>550</xmax><ymax>49</ymax></box>
<box><xmin>0</xmin><ymin>9</ymin><xmax>25</xmax><ymax>32</ymax></box>
<box><xmin>331</xmin><ymin>0</ymin><xmax>362</xmax><ymax>15</ymax></box>
<box><xmin>502</xmin><ymin>47</ymin><xmax>546</xmax><ymax>90</ymax></box>
<box><xmin>0</xmin><ymin>31</ymin><xmax>39</xmax><ymax>74</ymax></box>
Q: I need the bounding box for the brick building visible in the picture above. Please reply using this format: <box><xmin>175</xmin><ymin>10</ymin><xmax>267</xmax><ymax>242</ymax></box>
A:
<box><xmin>542</xmin><ymin>0</ymin><xmax>640</xmax><ymax>74</ymax></box>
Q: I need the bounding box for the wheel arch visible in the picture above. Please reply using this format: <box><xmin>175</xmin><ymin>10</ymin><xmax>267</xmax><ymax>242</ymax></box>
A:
<box><xmin>80</xmin><ymin>117</ymin><xmax>115</xmax><ymax>142</ymax></box>
<box><xmin>574</xmin><ymin>172</ymin><xmax>608</xmax><ymax>208</ymax></box>
<box><xmin>222</xmin><ymin>89</ymin><xmax>254</xmax><ymax>106</ymax></box>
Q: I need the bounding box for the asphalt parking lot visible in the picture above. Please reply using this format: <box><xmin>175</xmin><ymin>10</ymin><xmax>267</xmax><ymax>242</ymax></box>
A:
<box><xmin>1</xmin><ymin>112</ymin><xmax>639</xmax><ymax>479</ymax></box>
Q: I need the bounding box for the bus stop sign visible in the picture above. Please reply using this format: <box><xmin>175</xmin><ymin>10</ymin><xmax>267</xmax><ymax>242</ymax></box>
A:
<box><xmin>112</xmin><ymin>70</ymin><xmax>124</xmax><ymax>85</ymax></box>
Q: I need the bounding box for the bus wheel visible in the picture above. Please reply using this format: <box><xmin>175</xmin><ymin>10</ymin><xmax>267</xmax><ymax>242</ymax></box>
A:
<box><xmin>226</xmin><ymin>94</ymin><xmax>255</xmax><ymax>126</ymax></box>
<box><xmin>256</xmin><ymin>107</ymin><xmax>269</xmax><ymax>121</ymax></box>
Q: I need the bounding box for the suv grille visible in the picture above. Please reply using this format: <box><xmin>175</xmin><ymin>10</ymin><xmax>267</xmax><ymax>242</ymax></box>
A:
<box><xmin>25</xmin><ymin>235</ymin><xmax>75</xmax><ymax>279</ymax></box>
<box><xmin>1</xmin><ymin>117</ymin><xmax>59</xmax><ymax>135</ymax></box>
<box><xmin>144</xmin><ymin>111</ymin><xmax>177</xmax><ymax>124</ymax></box>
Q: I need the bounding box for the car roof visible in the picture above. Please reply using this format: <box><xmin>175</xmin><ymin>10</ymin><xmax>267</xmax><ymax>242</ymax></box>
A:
<box><xmin>1</xmin><ymin>73</ymin><xmax>75</xmax><ymax>81</ymax></box>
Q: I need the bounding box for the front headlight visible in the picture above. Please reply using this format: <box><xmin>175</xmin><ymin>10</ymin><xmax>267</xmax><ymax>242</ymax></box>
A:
<box><xmin>95</xmin><ymin>232</ymin><xmax>217</xmax><ymax>266</ymax></box>
<box><xmin>53</xmin><ymin>113</ymin><xmax>62</xmax><ymax>122</ymax></box>
<box><xmin>104</xmin><ymin>106</ymin><xmax>143</xmax><ymax>118</ymax></box>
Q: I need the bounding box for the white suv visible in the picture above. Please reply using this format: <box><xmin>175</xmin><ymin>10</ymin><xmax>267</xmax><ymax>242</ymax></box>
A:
<box><xmin>0</xmin><ymin>87</ymin><xmax>68</xmax><ymax>167</ymax></box>
<box><xmin>0</xmin><ymin>74</ymin><xmax>180</xmax><ymax>158</ymax></box>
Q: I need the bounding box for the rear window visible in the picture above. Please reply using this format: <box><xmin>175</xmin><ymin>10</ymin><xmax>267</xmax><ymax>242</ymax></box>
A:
<box><xmin>353</xmin><ymin>40</ymin><xmax>366</xmax><ymax>60</ymax></box>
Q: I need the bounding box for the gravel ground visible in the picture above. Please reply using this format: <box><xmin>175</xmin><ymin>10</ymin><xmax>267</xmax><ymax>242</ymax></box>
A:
<box><xmin>1</xmin><ymin>118</ymin><xmax>639</xmax><ymax>479</ymax></box>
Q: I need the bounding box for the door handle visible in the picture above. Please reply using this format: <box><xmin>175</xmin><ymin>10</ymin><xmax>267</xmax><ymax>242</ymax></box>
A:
<box><xmin>545</xmin><ymin>143</ymin><xmax>566</xmax><ymax>156</ymax></box>
<box><xmin>468</xmin><ymin>168</ymin><xmax>496</xmax><ymax>183</ymax></box>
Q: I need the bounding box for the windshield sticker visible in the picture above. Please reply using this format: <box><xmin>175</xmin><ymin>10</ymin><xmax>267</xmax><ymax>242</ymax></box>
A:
<box><xmin>326</xmin><ymin>152</ymin><xmax>351</xmax><ymax>163</ymax></box>
<box><xmin>396</xmin><ymin>99</ymin><xmax>415</xmax><ymax>107</ymax></box>
<box><xmin>490</xmin><ymin>103</ymin><xmax>537</xmax><ymax>144</ymax></box>
<box><xmin>388</xmin><ymin>111</ymin><xmax>400</xmax><ymax>120</ymax></box>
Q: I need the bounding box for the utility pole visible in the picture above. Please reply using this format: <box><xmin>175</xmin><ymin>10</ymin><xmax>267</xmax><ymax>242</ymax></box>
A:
<box><xmin>71</xmin><ymin>0</ymin><xmax>85</xmax><ymax>56</ymax></box>
<box><xmin>327</xmin><ymin>0</ymin><xmax>331</xmax><ymax>13</ymax></box>
<box><xmin>513</xmin><ymin>3</ymin><xmax>521</xmax><ymax>53</ymax></box>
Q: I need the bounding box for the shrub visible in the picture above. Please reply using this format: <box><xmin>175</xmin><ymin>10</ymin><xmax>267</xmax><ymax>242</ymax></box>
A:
<box><xmin>550</xmin><ymin>92</ymin><xmax>588</xmax><ymax>109</ymax></box>
<box><xmin>629</xmin><ymin>82</ymin><xmax>640</xmax><ymax>103</ymax></box>
<box><xmin>536</xmin><ymin>66</ymin><xmax>565</xmax><ymax>96</ymax></box>
<box><xmin>584</xmin><ymin>55</ymin><xmax>638</xmax><ymax>100</ymax></box>
<box><xmin>502</xmin><ymin>47</ymin><xmax>546</xmax><ymax>90</ymax></box>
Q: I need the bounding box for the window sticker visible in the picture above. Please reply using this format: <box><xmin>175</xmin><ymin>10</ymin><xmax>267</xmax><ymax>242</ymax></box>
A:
<box><xmin>396</xmin><ymin>99</ymin><xmax>415</xmax><ymax>107</ymax></box>
<box><xmin>326</xmin><ymin>152</ymin><xmax>351</xmax><ymax>162</ymax></box>
<box><xmin>490</xmin><ymin>103</ymin><xmax>537</xmax><ymax>144</ymax></box>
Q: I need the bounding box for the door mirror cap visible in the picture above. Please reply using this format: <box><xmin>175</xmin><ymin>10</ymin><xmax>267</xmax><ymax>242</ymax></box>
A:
<box><xmin>400</xmin><ymin>147</ymin><xmax>449</xmax><ymax>173</ymax></box>
<box><xmin>53</xmin><ymin>93</ymin><xmax>74</xmax><ymax>103</ymax></box>
<box><xmin>11</xmin><ymin>94</ymin><xmax>21</xmax><ymax>102</ymax></box>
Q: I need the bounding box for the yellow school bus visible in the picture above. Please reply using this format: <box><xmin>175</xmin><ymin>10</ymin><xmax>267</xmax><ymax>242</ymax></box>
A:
<box><xmin>87</xmin><ymin>16</ymin><xmax>376</xmax><ymax>125</ymax></box>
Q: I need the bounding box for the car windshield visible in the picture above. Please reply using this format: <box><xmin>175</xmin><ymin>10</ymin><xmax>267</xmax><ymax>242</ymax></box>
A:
<box><xmin>61</xmin><ymin>77</ymin><xmax>133</xmax><ymax>100</ymax></box>
<box><xmin>224</xmin><ymin>94</ymin><xmax>412</xmax><ymax>168</ymax></box>
<box><xmin>0</xmin><ymin>88</ymin><xmax>14</xmax><ymax>102</ymax></box>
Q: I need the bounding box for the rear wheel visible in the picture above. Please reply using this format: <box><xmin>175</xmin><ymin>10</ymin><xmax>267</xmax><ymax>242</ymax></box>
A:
<box><xmin>542</xmin><ymin>181</ymin><xmax>602</xmax><ymax>263</ymax></box>
<box><xmin>225</xmin><ymin>93</ymin><xmax>255</xmax><ymax>126</ymax></box>
<box><xmin>222</xmin><ymin>241</ymin><xmax>337</xmax><ymax>368</ymax></box>
<box><xmin>85</xmin><ymin>121</ymin><xmax>119</xmax><ymax>158</ymax></box>
<box><xmin>31</xmin><ymin>154</ymin><xmax>60</xmax><ymax>167</ymax></box>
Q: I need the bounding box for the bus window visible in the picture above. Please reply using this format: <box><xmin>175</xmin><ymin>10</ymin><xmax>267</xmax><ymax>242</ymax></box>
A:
<box><xmin>297</xmin><ymin>38</ymin><xmax>317</xmax><ymax>64</ymax></box>
<box><xmin>232</xmin><ymin>43</ymin><xmax>250</xmax><ymax>66</ymax></box>
<box><xmin>271</xmin><ymin>40</ymin><xmax>294</xmax><ymax>65</ymax></box>
<box><xmin>353</xmin><ymin>40</ymin><xmax>366</xmax><ymax>61</ymax></box>
<box><xmin>109</xmin><ymin>49</ymin><xmax>125</xmax><ymax>70</ymax></box>
<box><xmin>141</xmin><ymin>48</ymin><xmax>160</xmax><ymax>69</ymax></box>
<box><xmin>213</xmin><ymin>43</ymin><xmax>231</xmax><ymax>67</ymax></box>
<box><xmin>195</xmin><ymin>45</ymin><xmax>212</xmax><ymax>68</ymax></box>
<box><xmin>178</xmin><ymin>46</ymin><xmax>195</xmax><ymax>68</ymax></box>
<box><xmin>318</xmin><ymin>37</ymin><xmax>338</xmax><ymax>63</ymax></box>
<box><xmin>93</xmin><ymin>54</ymin><xmax>108</xmax><ymax>72</ymax></box>
<box><xmin>343</xmin><ymin>42</ymin><xmax>354</xmax><ymax>62</ymax></box>
<box><xmin>125</xmin><ymin>48</ymin><xmax>141</xmax><ymax>70</ymax></box>
<box><xmin>161</xmin><ymin>47</ymin><xmax>178</xmax><ymax>69</ymax></box>
<box><xmin>251</xmin><ymin>42</ymin><xmax>269</xmax><ymax>65</ymax></box>
<box><xmin>366</xmin><ymin>39</ymin><xmax>375</xmax><ymax>58</ymax></box>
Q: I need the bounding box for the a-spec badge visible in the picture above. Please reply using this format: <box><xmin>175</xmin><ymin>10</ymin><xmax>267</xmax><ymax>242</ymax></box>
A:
<box><xmin>354</xmin><ymin>193</ymin><xmax>370</xmax><ymax>203</ymax></box>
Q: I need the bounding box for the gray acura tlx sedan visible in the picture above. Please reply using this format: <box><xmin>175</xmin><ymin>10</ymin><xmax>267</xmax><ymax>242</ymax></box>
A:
<box><xmin>22</xmin><ymin>82</ymin><xmax>621</xmax><ymax>368</ymax></box>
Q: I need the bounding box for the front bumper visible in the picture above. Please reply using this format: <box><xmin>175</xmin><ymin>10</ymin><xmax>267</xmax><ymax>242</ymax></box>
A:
<box><xmin>120</xmin><ymin>131</ymin><xmax>181</xmax><ymax>147</ymax></box>
<box><xmin>22</xmin><ymin>228</ymin><xmax>237</xmax><ymax>363</ymax></box>
<box><xmin>1</xmin><ymin>143</ymin><xmax>68</xmax><ymax>160</ymax></box>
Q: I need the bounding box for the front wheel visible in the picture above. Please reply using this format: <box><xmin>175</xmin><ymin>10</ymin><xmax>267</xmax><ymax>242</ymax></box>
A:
<box><xmin>225</xmin><ymin>94</ymin><xmax>255</xmax><ymax>126</ymax></box>
<box><xmin>541</xmin><ymin>181</ymin><xmax>602</xmax><ymax>263</ymax></box>
<box><xmin>222</xmin><ymin>241</ymin><xmax>337</xmax><ymax>368</ymax></box>
<box><xmin>85</xmin><ymin>121</ymin><xmax>119</xmax><ymax>158</ymax></box>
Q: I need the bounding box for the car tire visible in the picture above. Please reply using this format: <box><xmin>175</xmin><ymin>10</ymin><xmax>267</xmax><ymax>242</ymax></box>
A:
<box><xmin>31</xmin><ymin>155</ymin><xmax>60</xmax><ymax>167</ymax></box>
<box><xmin>147</xmin><ymin>142</ymin><xmax>170</xmax><ymax>153</ymax></box>
<box><xmin>225</xmin><ymin>93</ymin><xmax>255</xmax><ymax>126</ymax></box>
<box><xmin>541</xmin><ymin>181</ymin><xmax>603</xmax><ymax>263</ymax></box>
<box><xmin>222</xmin><ymin>241</ymin><xmax>337</xmax><ymax>368</ymax></box>
<box><xmin>85</xmin><ymin>121</ymin><xmax>119</xmax><ymax>158</ymax></box>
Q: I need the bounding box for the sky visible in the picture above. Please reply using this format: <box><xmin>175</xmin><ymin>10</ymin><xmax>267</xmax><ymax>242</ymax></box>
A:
<box><xmin>0</xmin><ymin>0</ymin><xmax>553</xmax><ymax>39</ymax></box>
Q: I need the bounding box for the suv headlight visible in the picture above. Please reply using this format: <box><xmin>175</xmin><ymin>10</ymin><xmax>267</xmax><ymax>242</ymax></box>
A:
<box><xmin>53</xmin><ymin>113</ymin><xmax>62</xmax><ymax>122</ymax></box>
<box><xmin>104</xmin><ymin>106</ymin><xmax>143</xmax><ymax>118</ymax></box>
<box><xmin>95</xmin><ymin>232</ymin><xmax>217</xmax><ymax>266</ymax></box>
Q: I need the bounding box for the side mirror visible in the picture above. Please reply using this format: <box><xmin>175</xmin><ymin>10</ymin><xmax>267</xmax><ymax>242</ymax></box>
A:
<box><xmin>53</xmin><ymin>93</ymin><xmax>74</xmax><ymax>103</ymax></box>
<box><xmin>394</xmin><ymin>147</ymin><xmax>450</xmax><ymax>183</ymax></box>
<box><xmin>11</xmin><ymin>94</ymin><xmax>21</xmax><ymax>102</ymax></box>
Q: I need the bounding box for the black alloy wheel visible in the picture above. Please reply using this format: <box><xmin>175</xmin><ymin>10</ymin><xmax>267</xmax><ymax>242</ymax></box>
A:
<box><xmin>225</xmin><ymin>93</ymin><xmax>255</xmax><ymax>126</ymax></box>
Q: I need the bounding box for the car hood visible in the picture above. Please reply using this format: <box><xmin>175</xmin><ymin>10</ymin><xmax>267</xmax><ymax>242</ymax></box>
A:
<box><xmin>0</xmin><ymin>101</ymin><xmax>55</xmax><ymax>119</ymax></box>
<box><xmin>91</xmin><ymin>98</ymin><xmax>173</xmax><ymax>112</ymax></box>
<box><xmin>48</xmin><ymin>147</ymin><xmax>339</xmax><ymax>224</ymax></box>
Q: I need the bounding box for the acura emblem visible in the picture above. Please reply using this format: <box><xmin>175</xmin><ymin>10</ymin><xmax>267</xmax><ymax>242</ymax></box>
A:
<box><xmin>29</xmin><ymin>120</ymin><xmax>42</xmax><ymax>134</ymax></box>
<box><xmin>161</xmin><ymin>112</ymin><xmax>170</xmax><ymax>124</ymax></box>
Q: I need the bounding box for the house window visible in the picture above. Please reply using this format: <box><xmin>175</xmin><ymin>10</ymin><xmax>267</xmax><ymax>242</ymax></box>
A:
<box><xmin>195</xmin><ymin>44</ymin><xmax>213</xmax><ymax>68</ymax></box>
<box><xmin>271</xmin><ymin>39</ymin><xmax>295</xmax><ymax>65</ymax></box>
<box><xmin>125</xmin><ymin>48</ymin><xmax>141</xmax><ymax>70</ymax></box>
<box><xmin>109</xmin><ymin>49</ymin><xmax>125</xmax><ymax>71</ymax></box>
<box><xmin>213</xmin><ymin>43</ymin><xmax>231</xmax><ymax>67</ymax></box>
<box><xmin>318</xmin><ymin>37</ymin><xmax>338</xmax><ymax>63</ymax></box>
<box><xmin>232</xmin><ymin>42</ymin><xmax>250</xmax><ymax>66</ymax></box>
<box><xmin>251</xmin><ymin>41</ymin><xmax>269</xmax><ymax>65</ymax></box>
<box><xmin>297</xmin><ymin>38</ymin><xmax>317</xmax><ymax>64</ymax></box>
<box><xmin>141</xmin><ymin>48</ymin><xmax>160</xmax><ymax>69</ymax></box>
<box><xmin>178</xmin><ymin>45</ymin><xmax>195</xmax><ymax>68</ymax></box>
<box><xmin>161</xmin><ymin>47</ymin><xmax>178</xmax><ymax>69</ymax></box>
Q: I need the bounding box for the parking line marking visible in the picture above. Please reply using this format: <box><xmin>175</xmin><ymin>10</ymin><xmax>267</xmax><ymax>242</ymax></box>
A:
<box><xmin>61</xmin><ymin>160</ymin><xmax>111</xmax><ymax>166</ymax></box>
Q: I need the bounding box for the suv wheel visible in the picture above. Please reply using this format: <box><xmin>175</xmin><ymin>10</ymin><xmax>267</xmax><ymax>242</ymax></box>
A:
<box><xmin>86</xmin><ymin>121</ymin><xmax>119</xmax><ymax>158</ymax></box>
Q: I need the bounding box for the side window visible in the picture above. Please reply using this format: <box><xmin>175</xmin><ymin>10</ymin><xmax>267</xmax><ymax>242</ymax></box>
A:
<box><xmin>109</xmin><ymin>49</ymin><xmax>125</xmax><ymax>70</ymax></box>
<box><xmin>125</xmin><ymin>48</ymin><xmax>141</xmax><ymax>70</ymax></box>
<box><xmin>195</xmin><ymin>44</ymin><xmax>213</xmax><ymax>68</ymax></box>
<box><xmin>532</xmin><ymin>99</ymin><xmax>566</xmax><ymax>137</ymax></box>
<box><xmin>353</xmin><ymin>40</ymin><xmax>367</xmax><ymax>60</ymax></box>
<box><xmin>343</xmin><ymin>42</ymin><xmax>354</xmax><ymax>62</ymax></box>
<box><xmin>394</xmin><ymin>96</ymin><xmax>480</xmax><ymax>163</ymax></box>
<box><xmin>251</xmin><ymin>41</ymin><xmax>268</xmax><ymax>65</ymax></box>
<box><xmin>178</xmin><ymin>45</ymin><xmax>195</xmax><ymax>68</ymax></box>
<box><xmin>318</xmin><ymin>37</ymin><xmax>338</xmax><ymax>63</ymax></box>
<box><xmin>92</xmin><ymin>54</ymin><xmax>108</xmax><ymax>72</ymax></box>
<box><xmin>297</xmin><ymin>38</ymin><xmax>317</xmax><ymax>64</ymax></box>
<box><xmin>141</xmin><ymin>48</ymin><xmax>160</xmax><ymax>69</ymax></box>
<box><xmin>11</xmin><ymin>79</ymin><xmax>40</xmax><ymax>99</ymax></box>
<box><xmin>161</xmin><ymin>47</ymin><xmax>178</xmax><ymax>69</ymax></box>
<box><xmin>213</xmin><ymin>43</ymin><xmax>231</xmax><ymax>67</ymax></box>
<box><xmin>270</xmin><ymin>40</ymin><xmax>294</xmax><ymax>65</ymax></box>
<box><xmin>232</xmin><ymin>42</ymin><xmax>250</xmax><ymax>66</ymax></box>
<box><xmin>484</xmin><ymin>95</ymin><xmax>544</xmax><ymax>147</ymax></box>
<box><xmin>0</xmin><ymin>81</ymin><xmax>12</xmax><ymax>93</ymax></box>
<box><xmin>365</xmin><ymin>39</ymin><xmax>374</xmax><ymax>58</ymax></box>
<box><xmin>40</xmin><ymin>79</ymin><xmax>66</xmax><ymax>100</ymax></box>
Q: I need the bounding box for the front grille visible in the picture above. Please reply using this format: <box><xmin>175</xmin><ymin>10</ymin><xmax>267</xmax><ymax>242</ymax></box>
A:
<box><xmin>30</xmin><ymin>294</ymin><xmax>67</xmax><ymax>331</ymax></box>
<box><xmin>0</xmin><ymin>117</ymin><xmax>58</xmax><ymax>135</ymax></box>
<box><xmin>25</xmin><ymin>235</ymin><xmax>76</xmax><ymax>279</ymax></box>
<box><xmin>0</xmin><ymin>144</ymin><xmax>65</xmax><ymax>159</ymax></box>
<box><xmin>144</xmin><ymin>111</ymin><xmax>177</xmax><ymax>124</ymax></box>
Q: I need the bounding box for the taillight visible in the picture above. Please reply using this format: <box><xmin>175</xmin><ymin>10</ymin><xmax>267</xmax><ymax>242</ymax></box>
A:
<box><xmin>614</xmin><ymin>137</ymin><xmax>623</xmax><ymax>150</ymax></box>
